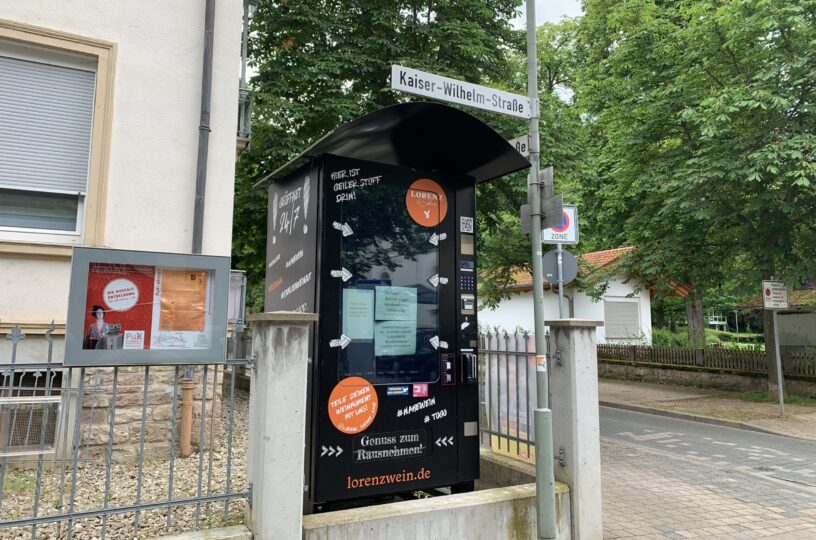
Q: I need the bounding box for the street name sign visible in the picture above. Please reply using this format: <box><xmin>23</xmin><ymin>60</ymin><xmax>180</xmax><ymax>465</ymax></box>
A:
<box><xmin>508</xmin><ymin>134</ymin><xmax>530</xmax><ymax>157</ymax></box>
<box><xmin>762</xmin><ymin>281</ymin><xmax>788</xmax><ymax>310</ymax></box>
<box><xmin>542</xmin><ymin>205</ymin><xmax>579</xmax><ymax>245</ymax></box>
<box><xmin>391</xmin><ymin>65</ymin><xmax>531</xmax><ymax>119</ymax></box>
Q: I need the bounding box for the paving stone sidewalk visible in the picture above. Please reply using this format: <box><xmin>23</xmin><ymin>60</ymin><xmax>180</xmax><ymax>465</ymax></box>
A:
<box><xmin>602</xmin><ymin>438</ymin><xmax>816</xmax><ymax>539</ymax></box>
<box><xmin>599</xmin><ymin>378</ymin><xmax>816</xmax><ymax>441</ymax></box>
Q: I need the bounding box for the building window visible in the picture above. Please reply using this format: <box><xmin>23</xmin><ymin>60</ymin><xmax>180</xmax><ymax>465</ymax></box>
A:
<box><xmin>604</xmin><ymin>299</ymin><xmax>641</xmax><ymax>338</ymax></box>
<box><xmin>0</xmin><ymin>20</ymin><xmax>115</xmax><ymax>257</ymax></box>
<box><xmin>0</xmin><ymin>50</ymin><xmax>95</xmax><ymax>240</ymax></box>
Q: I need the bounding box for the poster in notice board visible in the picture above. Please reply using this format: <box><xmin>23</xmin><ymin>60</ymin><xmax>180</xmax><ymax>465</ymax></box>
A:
<box><xmin>65</xmin><ymin>248</ymin><xmax>230</xmax><ymax>366</ymax></box>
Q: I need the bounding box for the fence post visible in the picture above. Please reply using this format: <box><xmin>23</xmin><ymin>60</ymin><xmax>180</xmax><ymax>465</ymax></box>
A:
<box><xmin>695</xmin><ymin>348</ymin><xmax>705</xmax><ymax>366</ymax></box>
<box><xmin>547</xmin><ymin>319</ymin><xmax>604</xmax><ymax>540</ymax></box>
<box><xmin>245</xmin><ymin>312</ymin><xmax>318</xmax><ymax>540</ymax></box>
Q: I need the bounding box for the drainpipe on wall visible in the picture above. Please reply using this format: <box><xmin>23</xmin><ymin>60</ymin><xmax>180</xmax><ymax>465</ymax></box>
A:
<box><xmin>182</xmin><ymin>0</ymin><xmax>217</xmax><ymax>458</ymax></box>
<box><xmin>191</xmin><ymin>0</ymin><xmax>216</xmax><ymax>255</ymax></box>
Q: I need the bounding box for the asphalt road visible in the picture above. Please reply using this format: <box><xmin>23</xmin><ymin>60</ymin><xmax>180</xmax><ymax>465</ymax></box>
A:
<box><xmin>600</xmin><ymin>406</ymin><xmax>816</xmax><ymax>539</ymax></box>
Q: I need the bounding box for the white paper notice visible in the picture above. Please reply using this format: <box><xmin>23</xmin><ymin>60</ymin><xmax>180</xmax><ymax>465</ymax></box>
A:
<box><xmin>123</xmin><ymin>330</ymin><xmax>146</xmax><ymax>350</ymax></box>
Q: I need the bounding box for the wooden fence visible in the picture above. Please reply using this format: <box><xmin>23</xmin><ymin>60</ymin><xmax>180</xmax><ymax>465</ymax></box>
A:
<box><xmin>597</xmin><ymin>344</ymin><xmax>816</xmax><ymax>379</ymax></box>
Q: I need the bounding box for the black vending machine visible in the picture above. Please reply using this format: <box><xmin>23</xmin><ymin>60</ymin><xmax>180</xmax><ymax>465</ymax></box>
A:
<box><xmin>262</xmin><ymin>103</ymin><xmax>528</xmax><ymax>511</ymax></box>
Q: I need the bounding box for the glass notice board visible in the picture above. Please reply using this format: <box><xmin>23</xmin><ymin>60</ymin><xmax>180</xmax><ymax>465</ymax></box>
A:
<box><xmin>337</xmin><ymin>182</ymin><xmax>441</xmax><ymax>384</ymax></box>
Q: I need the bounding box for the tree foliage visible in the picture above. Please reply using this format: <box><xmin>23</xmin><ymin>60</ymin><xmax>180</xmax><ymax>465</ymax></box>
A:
<box><xmin>234</xmin><ymin>0</ymin><xmax>524</xmax><ymax>309</ymax></box>
<box><xmin>477</xmin><ymin>20</ymin><xmax>595</xmax><ymax>309</ymax></box>
<box><xmin>575</xmin><ymin>0</ymin><xmax>816</xmax><ymax>345</ymax></box>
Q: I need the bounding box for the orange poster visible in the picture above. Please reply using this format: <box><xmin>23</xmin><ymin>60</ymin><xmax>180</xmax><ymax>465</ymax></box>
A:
<box><xmin>159</xmin><ymin>270</ymin><xmax>208</xmax><ymax>331</ymax></box>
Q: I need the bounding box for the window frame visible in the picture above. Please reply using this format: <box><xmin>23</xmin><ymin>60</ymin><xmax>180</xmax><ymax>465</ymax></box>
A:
<box><xmin>603</xmin><ymin>297</ymin><xmax>642</xmax><ymax>339</ymax></box>
<box><xmin>0</xmin><ymin>19</ymin><xmax>116</xmax><ymax>259</ymax></box>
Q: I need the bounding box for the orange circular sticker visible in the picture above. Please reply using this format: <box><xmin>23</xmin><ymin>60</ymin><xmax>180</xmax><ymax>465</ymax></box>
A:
<box><xmin>406</xmin><ymin>179</ymin><xmax>448</xmax><ymax>227</ymax></box>
<box><xmin>328</xmin><ymin>376</ymin><xmax>378</xmax><ymax>434</ymax></box>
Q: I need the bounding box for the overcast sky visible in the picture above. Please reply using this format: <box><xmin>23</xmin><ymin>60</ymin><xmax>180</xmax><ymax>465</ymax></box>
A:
<box><xmin>511</xmin><ymin>0</ymin><xmax>583</xmax><ymax>28</ymax></box>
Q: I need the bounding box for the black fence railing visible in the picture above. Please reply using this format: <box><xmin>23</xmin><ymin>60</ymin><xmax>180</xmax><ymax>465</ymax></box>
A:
<box><xmin>0</xmin><ymin>324</ymin><xmax>251</xmax><ymax>539</ymax></box>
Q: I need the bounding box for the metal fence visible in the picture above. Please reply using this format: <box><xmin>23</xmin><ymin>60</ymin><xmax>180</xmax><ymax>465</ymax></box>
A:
<box><xmin>478</xmin><ymin>331</ymin><xmax>539</xmax><ymax>461</ymax></box>
<box><xmin>0</xmin><ymin>324</ymin><xmax>250</xmax><ymax>539</ymax></box>
<box><xmin>477</xmin><ymin>332</ymin><xmax>816</xmax><ymax>464</ymax></box>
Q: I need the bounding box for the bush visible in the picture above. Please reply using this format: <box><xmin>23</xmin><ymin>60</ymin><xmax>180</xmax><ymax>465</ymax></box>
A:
<box><xmin>652</xmin><ymin>327</ymin><xmax>765</xmax><ymax>350</ymax></box>
<box><xmin>652</xmin><ymin>328</ymin><xmax>690</xmax><ymax>348</ymax></box>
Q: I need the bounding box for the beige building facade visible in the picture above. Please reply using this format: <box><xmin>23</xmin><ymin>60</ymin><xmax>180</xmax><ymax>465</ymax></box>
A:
<box><xmin>0</xmin><ymin>1</ymin><xmax>244</xmax><ymax>361</ymax></box>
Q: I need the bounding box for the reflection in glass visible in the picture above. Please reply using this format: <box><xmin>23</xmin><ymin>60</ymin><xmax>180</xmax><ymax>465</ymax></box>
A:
<box><xmin>338</xmin><ymin>184</ymin><xmax>440</xmax><ymax>384</ymax></box>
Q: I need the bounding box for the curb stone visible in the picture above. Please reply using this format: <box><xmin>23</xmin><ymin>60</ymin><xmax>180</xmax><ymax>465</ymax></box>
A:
<box><xmin>599</xmin><ymin>401</ymin><xmax>814</xmax><ymax>442</ymax></box>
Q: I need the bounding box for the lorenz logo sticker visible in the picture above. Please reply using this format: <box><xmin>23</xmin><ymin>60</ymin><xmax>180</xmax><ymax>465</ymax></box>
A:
<box><xmin>406</xmin><ymin>179</ymin><xmax>447</xmax><ymax>227</ymax></box>
<box><xmin>328</xmin><ymin>376</ymin><xmax>378</xmax><ymax>435</ymax></box>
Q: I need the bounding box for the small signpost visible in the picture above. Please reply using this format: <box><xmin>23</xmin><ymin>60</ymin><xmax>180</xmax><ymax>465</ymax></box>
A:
<box><xmin>391</xmin><ymin>65</ymin><xmax>531</xmax><ymax>119</ymax></box>
<box><xmin>762</xmin><ymin>280</ymin><xmax>788</xmax><ymax>415</ymax></box>
<box><xmin>542</xmin><ymin>205</ymin><xmax>579</xmax><ymax>245</ymax></box>
<box><xmin>507</xmin><ymin>134</ymin><xmax>530</xmax><ymax>158</ymax></box>
<box><xmin>542</xmin><ymin>249</ymin><xmax>578</xmax><ymax>285</ymax></box>
<box><xmin>542</xmin><ymin>205</ymin><xmax>579</xmax><ymax>317</ymax></box>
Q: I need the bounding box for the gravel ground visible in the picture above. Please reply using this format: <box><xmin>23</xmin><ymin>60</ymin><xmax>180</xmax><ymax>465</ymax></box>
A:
<box><xmin>0</xmin><ymin>381</ymin><xmax>249</xmax><ymax>540</ymax></box>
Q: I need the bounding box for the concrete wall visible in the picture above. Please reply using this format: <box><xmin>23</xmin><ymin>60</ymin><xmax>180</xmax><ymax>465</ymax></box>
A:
<box><xmin>303</xmin><ymin>451</ymin><xmax>572</xmax><ymax>540</ymax></box>
<box><xmin>599</xmin><ymin>361</ymin><xmax>816</xmax><ymax>398</ymax></box>
<box><xmin>479</xmin><ymin>276</ymin><xmax>652</xmax><ymax>345</ymax></box>
<box><xmin>0</xmin><ymin>1</ymin><xmax>242</xmax><ymax>354</ymax></box>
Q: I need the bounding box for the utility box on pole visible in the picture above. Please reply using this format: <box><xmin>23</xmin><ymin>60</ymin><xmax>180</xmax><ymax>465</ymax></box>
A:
<box><xmin>261</xmin><ymin>102</ymin><xmax>528</xmax><ymax>512</ymax></box>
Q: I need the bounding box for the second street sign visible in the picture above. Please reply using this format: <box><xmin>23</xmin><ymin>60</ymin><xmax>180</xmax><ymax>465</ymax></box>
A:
<box><xmin>391</xmin><ymin>65</ymin><xmax>531</xmax><ymax>119</ymax></box>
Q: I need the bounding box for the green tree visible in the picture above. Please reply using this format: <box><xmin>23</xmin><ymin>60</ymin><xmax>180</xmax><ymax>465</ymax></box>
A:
<box><xmin>234</xmin><ymin>0</ymin><xmax>524</xmax><ymax>310</ymax></box>
<box><xmin>478</xmin><ymin>19</ymin><xmax>595</xmax><ymax>309</ymax></box>
<box><xmin>575</xmin><ymin>0</ymin><xmax>816</xmax><ymax>362</ymax></box>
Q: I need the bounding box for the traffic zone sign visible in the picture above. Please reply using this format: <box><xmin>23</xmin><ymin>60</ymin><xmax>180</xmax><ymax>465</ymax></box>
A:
<box><xmin>762</xmin><ymin>281</ymin><xmax>788</xmax><ymax>310</ymax></box>
<box><xmin>542</xmin><ymin>205</ymin><xmax>578</xmax><ymax>245</ymax></box>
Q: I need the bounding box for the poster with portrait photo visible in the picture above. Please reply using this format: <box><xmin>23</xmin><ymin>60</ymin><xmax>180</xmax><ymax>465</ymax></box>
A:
<box><xmin>65</xmin><ymin>248</ymin><xmax>229</xmax><ymax>366</ymax></box>
<box><xmin>83</xmin><ymin>263</ymin><xmax>156</xmax><ymax>350</ymax></box>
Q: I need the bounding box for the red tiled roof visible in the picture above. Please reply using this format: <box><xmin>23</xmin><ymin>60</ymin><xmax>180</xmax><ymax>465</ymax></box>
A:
<box><xmin>511</xmin><ymin>246</ymin><xmax>635</xmax><ymax>290</ymax></box>
<box><xmin>580</xmin><ymin>246</ymin><xmax>636</xmax><ymax>270</ymax></box>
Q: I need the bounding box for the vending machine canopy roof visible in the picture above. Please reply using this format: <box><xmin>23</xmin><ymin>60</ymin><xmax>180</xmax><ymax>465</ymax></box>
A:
<box><xmin>260</xmin><ymin>102</ymin><xmax>531</xmax><ymax>185</ymax></box>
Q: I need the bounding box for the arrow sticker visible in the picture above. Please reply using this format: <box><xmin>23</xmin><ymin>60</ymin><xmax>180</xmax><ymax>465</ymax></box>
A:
<box><xmin>429</xmin><ymin>336</ymin><xmax>449</xmax><ymax>350</ymax></box>
<box><xmin>320</xmin><ymin>445</ymin><xmax>344</xmax><ymax>458</ymax></box>
<box><xmin>428</xmin><ymin>232</ymin><xmax>447</xmax><ymax>246</ymax></box>
<box><xmin>434</xmin><ymin>436</ymin><xmax>454</xmax><ymax>447</ymax></box>
<box><xmin>330</xmin><ymin>335</ymin><xmax>352</xmax><ymax>349</ymax></box>
<box><xmin>332</xmin><ymin>221</ymin><xmax>354</xmax><ymax>237</ymax></box>
<box><xmin>330</xmin><ymin>267</ymin><xmax>353</xmax><ymax>282</ymax></box>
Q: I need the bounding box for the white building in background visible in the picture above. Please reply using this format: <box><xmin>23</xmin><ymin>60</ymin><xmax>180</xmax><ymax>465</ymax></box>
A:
<box><xmin>0</xmin><ymin>2</ymin><xmax>246</xmax><ymax>360</ymax></box>
<box><xmin>479</xmin><ymin>246</ymin><xmax>654</xmax><ymax>345</ymax></box>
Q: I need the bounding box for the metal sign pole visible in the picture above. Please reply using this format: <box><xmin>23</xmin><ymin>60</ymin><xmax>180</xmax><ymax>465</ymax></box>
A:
<box><xmin>526</xmin><ymin>2</ymin><xmax>557</xmax><ymax>539</ymax></box>
<box><xmin>772</xmin><ymin>309</ymin><xmax>785</xmax><ymax>416</ymax></box>
<box><xmin>556</xmin><ymin>243</ymin><xmax>565</xmax><ymax>318</ymax></box>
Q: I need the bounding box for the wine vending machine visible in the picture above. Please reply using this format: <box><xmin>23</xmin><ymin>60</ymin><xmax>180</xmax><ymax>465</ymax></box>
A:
<box><xmin>262</xmin><ymin>103</ymin><xmax>528</xmax><ymax>511</ymax></box>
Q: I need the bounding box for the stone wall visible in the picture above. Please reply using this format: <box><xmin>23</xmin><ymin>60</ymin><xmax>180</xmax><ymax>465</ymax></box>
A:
<box><xmin>599</xmin><ymin>360</ymin><xmax>816</xmax><ymax>398</ymax></box>
<box><xmin>76</xmin><ymin>365</ymin><xmax>223</xmax><ymax>461</ymax></box>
